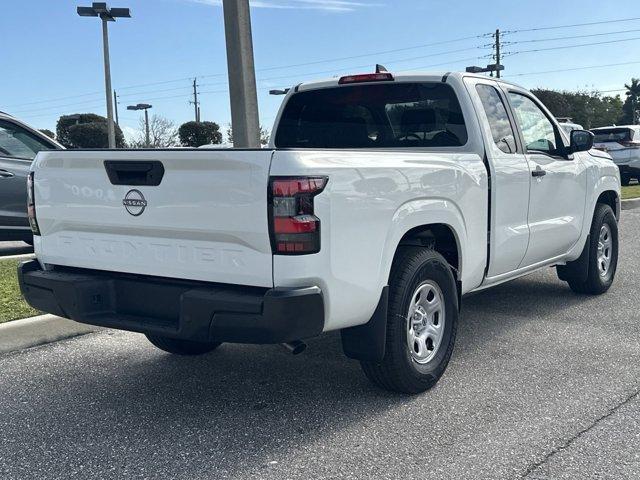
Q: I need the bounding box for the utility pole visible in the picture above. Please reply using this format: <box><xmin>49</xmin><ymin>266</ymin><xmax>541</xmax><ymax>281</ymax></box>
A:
<box><xmin>101</xmin><ymin>18</ymin><xmax>115</xmax><ymax>146</ymax></box>
<box><xmin>191</xmin><ymin>78</ymin><xmax>200</xmax><ymax>122</ymax></box>
<box><xmin>77</xmin><ymin>3</ymin><xmax>131</xmax><ymax>149</ymax></box>
<box><xmin>222</xmin><ymin>0</ymin><xmax>260</xmax><ymax>148</ymax></box>
<box><xmin>495</xmin><ymin>29</ymin><xmax>502</xmax><ymax>78</ymax></box>
<box><xmin>113</xmin><ymin>90</ymin><xmax>119</xmax><ymax>125</ymax></box>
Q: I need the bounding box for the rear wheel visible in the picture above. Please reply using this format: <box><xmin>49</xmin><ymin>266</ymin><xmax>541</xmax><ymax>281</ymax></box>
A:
<box><xmin>146</xmin><ymin>335</ymin><xmax>221</xmax><ymax>355</ymax></box>
<box><xmin>566</xmin><ymin>204</ymin><xmax>618</xmax><ymax>295</ymax></box>
<box><xmin>361</xmin><ymin>248</ymin><xmax>458</xmax><ymax>394</ymax></box>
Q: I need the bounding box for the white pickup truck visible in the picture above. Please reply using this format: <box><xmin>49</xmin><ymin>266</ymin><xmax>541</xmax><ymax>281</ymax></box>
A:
<box><xmin>19</xmin><ymin>72</ymin><xmax>620</xmax><ymax>394</ymax></box>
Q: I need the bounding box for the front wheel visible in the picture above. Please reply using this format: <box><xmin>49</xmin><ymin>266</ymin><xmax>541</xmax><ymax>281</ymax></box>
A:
<box><xmin>566</xmin><ymin>203</ymin><xmax>618</xmax><ymax>295</ymax></box>
<box><xmin>361</xmin><ymin>248</ymin><xmax>458</xmax><ymax>394</ymax></box>
<box><xmin>146</xmin><ymin>335</ymin><xmax>222</xmax><ymax>355</ymax></box>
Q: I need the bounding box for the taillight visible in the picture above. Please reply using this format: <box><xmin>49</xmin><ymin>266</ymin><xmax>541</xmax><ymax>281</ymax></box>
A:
<box><xmin>27</xmin><ymin>171</ymin><xmax>40</xmax><ymax>235</ymax></box>
<box><xmin>269</xmin><ymin>177</ymin><xmax>327</xmax><ymax>255</ymax></box>
<box><xmin>338</xmin><ymin>73</ymin><xmax>394</xmax><ymax>84</ymax></box>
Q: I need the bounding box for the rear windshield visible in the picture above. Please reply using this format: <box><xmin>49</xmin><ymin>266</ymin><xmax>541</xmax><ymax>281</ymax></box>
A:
<box><xmin>592</xmin><ymin>128</ymin><xmax>633</xmax><ymax>143</ymax></box>
<box><xmin>275</xmin><ymin>82</ymin><xmax>468</xmax><ymax>149</ymax></box>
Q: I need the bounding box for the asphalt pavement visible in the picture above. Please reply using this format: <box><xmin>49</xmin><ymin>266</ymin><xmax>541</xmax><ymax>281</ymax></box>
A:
<box><xmin>1</xmin><ymin>210</ymin><xmax>640</xmax><ymax>479</ymax></box>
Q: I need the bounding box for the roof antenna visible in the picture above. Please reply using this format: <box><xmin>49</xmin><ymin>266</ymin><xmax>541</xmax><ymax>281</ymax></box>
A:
<box><xmin>376</xmin><ymin>64</ymin><xmax>388</xmax><ymax>73</ymax></box>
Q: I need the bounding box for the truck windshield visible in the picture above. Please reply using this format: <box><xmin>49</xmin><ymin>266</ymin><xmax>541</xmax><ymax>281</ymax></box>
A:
<box><xmin>275</xmin><ymin>82</ymin><xmax>468</xmax><ymax>149</ymax></box>
<box><xmin>592</xmin><ymin>128</ymin><xmax>633</xmax><ymax>143</ymax></box>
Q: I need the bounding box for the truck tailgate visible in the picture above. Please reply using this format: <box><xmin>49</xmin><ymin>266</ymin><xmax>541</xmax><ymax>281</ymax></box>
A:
<box><xmin>32</xmin><ymin>149</ymin><xmax>275</xmax><ymax>287</ymax></box>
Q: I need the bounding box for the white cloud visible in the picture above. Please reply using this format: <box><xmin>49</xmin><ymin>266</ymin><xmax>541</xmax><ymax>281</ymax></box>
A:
<box><xmin>187</xmin><ymin>0</ymin><xmax>382</xmax><ymax>12</ymax></box>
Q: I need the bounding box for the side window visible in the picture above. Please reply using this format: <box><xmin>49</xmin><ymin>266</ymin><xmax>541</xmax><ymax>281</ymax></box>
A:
<box><xmin>475</xmin><ymin>84</ymin><xmax>517</xmax><ymax>154</ymax></box>
<box><xmin>508</xmin><ymin>92</ymin><xmax>560</xmax><ymax>155</ymax></box>
<box><xmin>0</xmin><ymin>120</ymin><xmax>55</xmax><ymax>160</ymax></box>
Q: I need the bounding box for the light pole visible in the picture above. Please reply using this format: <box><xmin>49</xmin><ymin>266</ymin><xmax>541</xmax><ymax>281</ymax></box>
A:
<box><xmin>77</xmin><ymin>2</ymin><xmax>131</xmax><ymax>149</ymax></box>
<box><xmin>127</xmin><ymin>104</ymin><xmax>153</xmax><ymax>147</ymax></box>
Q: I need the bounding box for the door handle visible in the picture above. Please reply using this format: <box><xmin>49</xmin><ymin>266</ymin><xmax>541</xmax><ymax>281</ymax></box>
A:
<box><xmin>0</xmin><ymin>169</ymin><xmax>14</xmax><ymax>178</ymax></box>
<box><xmin>531</xmin><ymin>168</ymin><xmax>546</xmax><ymax>178</ymax></box>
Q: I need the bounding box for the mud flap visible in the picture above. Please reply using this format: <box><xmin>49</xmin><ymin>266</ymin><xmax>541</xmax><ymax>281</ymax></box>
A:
<box><xmin>341</xmin><ymin>286</ymin><xmax>388</xmax><ymax>362</ymax></box>
<box><xmin>557</xmin><ymin>235</ymin><xmax>590</xmax><ymax>283</ymax></box>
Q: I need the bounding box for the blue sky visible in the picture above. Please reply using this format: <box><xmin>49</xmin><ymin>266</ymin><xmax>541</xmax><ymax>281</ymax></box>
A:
<box><xmin>1</xmin><ymin>0</ymin><xmax>639</xmax><ymax>141</ymax></box>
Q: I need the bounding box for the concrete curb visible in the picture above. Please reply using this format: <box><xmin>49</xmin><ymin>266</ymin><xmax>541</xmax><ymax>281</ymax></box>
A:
<box><xmin>622</xmin><ymin>198</ymin><xmax>640</xmax><ymax>211</ymax></box>
<box><xmin>0</xmin><ymin>314</ymin><xmax>102</xmax><ymax>355</ymax></box>
<box><xmin>0</xmin><ymin>253</ymin><xmax>35</xmax><ymax>261</ymax></box>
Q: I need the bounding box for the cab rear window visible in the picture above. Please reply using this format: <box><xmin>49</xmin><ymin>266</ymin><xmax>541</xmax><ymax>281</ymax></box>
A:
<box><xmin>275</xmin><ymin>82</ymin><xmax>467</xmax><ymax>149</ymax></box>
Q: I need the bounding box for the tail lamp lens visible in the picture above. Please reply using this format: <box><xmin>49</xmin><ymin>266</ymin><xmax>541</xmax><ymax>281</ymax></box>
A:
<box><xmin>27</xmin><ymin>172</ymin><xmax>40</xmax><ymax>235</ymax></box>
<box><xmin>269</xmin><ymin>177</ymin><xmax>327</xmax><ymax>255</ymax></box>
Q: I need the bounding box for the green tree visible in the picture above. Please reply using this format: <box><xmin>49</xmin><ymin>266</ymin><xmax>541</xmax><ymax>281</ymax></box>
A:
<box><xmin>620</xmin><ymin>78</ymin><xmax>640</xmax><ymax>124</ymax></box>
<box><xmin>531</xmin><ymin>89</ymin><xmax>624</xmax><ymax>129</ymax></box>
<box><xmin>594</xmin><ymin>95</ymin><xmax>624</xmax><ymax>127</ymax></box>
<box><xmin>56</xmin><ymin>113</ymin><xmax>125</xmax><ymax>148</ymax></box>
<box><xmin>178</xmin><ymin>121</ymin><xmax>223</xmax><ymax>147</ymax></box>
<box><xmin>38</xmin><ymin>129</ymin><xmax>55</xmax><ymax>140</ymax></box>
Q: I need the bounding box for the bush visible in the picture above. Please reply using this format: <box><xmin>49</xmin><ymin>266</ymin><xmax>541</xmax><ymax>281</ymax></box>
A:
<box><xmin>56</xmin><ymin>113</ymin><xmax>125</xmax><ymax>148</ymax></box>
<box><xmin>178</xmin><ymin>121</ymin><xmax>223</xmax><ymax>147</ymax></box>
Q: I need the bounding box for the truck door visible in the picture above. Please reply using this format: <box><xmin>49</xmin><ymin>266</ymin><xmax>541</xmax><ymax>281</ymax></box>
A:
<box><xmin>465</xmin><ymin>78</ymin><xmax>531</xmax><ymax>277</ymax></box>
<box><xmin>505</xmin><ymin>89</ymin><xmax>587</xmax><ymax>267</ymax></box>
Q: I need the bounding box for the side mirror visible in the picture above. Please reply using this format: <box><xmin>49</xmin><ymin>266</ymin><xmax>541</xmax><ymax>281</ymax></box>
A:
<box><xmin>569</xmin><ymin>130</ymin><xmax>594</xmax><ymax>153</ymax></box>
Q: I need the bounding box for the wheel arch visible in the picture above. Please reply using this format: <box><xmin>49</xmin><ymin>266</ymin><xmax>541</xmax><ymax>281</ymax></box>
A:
<box><xmin>394</xmin><ymin>223</ymin><xmax>461</xmax><ymax>276</ymax></box>
<box><xmin>380</xmin><ymin>200</ymin><xmax>467</xmax><ymax>286</ymax></box>
<box><xmin>596</xmin><ymin>189</ymin><xmax>620</xmax><ymax>220</ymax></box>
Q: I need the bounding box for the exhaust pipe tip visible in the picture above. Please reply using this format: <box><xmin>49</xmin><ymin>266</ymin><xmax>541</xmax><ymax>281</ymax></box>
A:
<box><xmin>281</xmin><ymin>340</ymin><xmax>306</xmax><ymax>355</ymax></box>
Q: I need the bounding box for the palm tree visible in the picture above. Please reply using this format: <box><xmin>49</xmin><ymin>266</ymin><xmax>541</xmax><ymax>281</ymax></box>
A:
<box><xmin>624</xmin><ymin>78</ymin><xmax>640</xmax><ymax>124</ymax></box>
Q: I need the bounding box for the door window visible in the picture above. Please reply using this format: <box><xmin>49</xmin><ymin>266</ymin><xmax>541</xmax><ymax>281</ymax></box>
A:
<box><xmin>476</xmin><ymin>85</ymin><xmax>517</xmax><ymax>154</ymax></box>
<box><xmin>0</xmin><ymin>120</ymin><xmax>55</xmax><ymax>160</ymax></box>
<box><xmin>508</xmin><ymin>93</ymin><xmax>561</xmax><ymax>156</ymax></box>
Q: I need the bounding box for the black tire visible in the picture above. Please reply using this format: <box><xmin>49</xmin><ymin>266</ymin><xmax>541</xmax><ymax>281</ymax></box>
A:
<box><xmin>146</xmin><ymin>335</ymin><xmax>221</xmax><ymax>355</ymax></box>
<box><xmin>361</xmin><ymin>248</ymin><xmax>458</xmax><ymax>394</ymax></box>
<box><xmin>621</xmin><ymin>175</ymin><xmax>631</xmax><ymax>186</ymax></box>
<box><xmin>567</xmin><ymin>204</ymin><xmax>618</xmax><ymax>295</ymax></box>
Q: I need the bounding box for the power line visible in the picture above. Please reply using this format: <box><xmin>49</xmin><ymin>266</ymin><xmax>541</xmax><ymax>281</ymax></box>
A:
<box><xmin>2</xmin><ymin>90</ymin><xmax>103</xmax><ymax>109</ymax></box>
<box><xmin>11</xmin><ymin>18</ymin><xmax>640</xmax><ymax>117</ymax></box>
<box><xmin>252</xmin><ymin>34</ymin><xmax>492</xmax><ymax>73</ymax></box>
<box><xmin>8</xmin><ymin>44</ymin><xmax>490</xmax><ymax>114</ymax></box>
<box><xmin>502</xmin><ymin>28</ymin><xmax>640</xmax><ymax>45</ymax></box>
<box><xmin>503</xmin><ymin>16</ymin><xmax>640</xmax><ymax>34</ymax></box>
<box><xmin>117</xmin><ymin>84</ymin><xmax>193</xmax><ymax>99</ymax></box>
<box><xmin>504</xmin><ymin>35</ymin><xmax>640</xmax><ymax>56</ymax></box>
<box><xmin>4</xmin><ymin>34</ymin><xmax>492</xmax><ymax>110</ymax></box>
<box><xmin>17</xmin><ymin>104</ymin><xmax>106</xmax><ymax>119</ymax></box>
<box><xmin>269</xmin><ymin>56</ymin><xmax>487</xmax><ymax>90</ymax></box>
<box><xmin>506</xmin><ymin>60</ymin><xmax>640</xmax><ymax>77</ymax></box>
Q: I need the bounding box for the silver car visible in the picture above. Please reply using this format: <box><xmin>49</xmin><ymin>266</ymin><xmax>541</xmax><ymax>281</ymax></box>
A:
<box><xmin>0</xmin><ymin>112</ymin><xmax>62</xmax><ymax>243</ymax></box>
<box><xmin>591</xmin><ymin>126</ymin><xmax>640</xmax><ymax>186</ymax></box>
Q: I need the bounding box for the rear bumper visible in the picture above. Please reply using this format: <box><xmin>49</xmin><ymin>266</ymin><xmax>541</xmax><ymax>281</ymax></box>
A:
<box><xmin>18</xmin><ymin>260</ymin><xmax>324</xmax><ymax>344</ymax></box>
